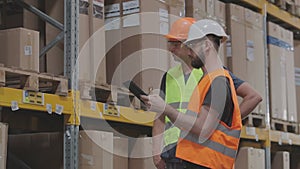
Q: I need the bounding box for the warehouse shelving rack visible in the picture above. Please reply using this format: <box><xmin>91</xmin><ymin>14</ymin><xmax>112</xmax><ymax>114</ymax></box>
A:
<box><xmin>0</xmin><ymin>0</ymin><xmax>300</xmax><ymax>168</ymax></box>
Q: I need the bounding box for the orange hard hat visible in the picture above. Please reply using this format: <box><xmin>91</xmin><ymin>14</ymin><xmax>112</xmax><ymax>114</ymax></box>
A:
<box><xmin>165</xmin><ymin>17</ymin><xmax>196</xmax><ymax>41</ymax></box>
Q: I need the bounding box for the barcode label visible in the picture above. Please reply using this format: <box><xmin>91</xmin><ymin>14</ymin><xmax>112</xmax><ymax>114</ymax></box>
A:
<box><xmin>91</xmin><ymin>101</ymin><xmax>96</xmax><ymax>111</ymax></box>
<box><xmin>46</xmin><ymin>104</ymin><xmax>52</xmax><ymax>114</ymax></box>
<box><xmin>55</xmin><ymin>104</ymin><xmax>64</xmax><ymax>115</ymax></box>
<box><xmin>246</xmin><ymin>127</ymin><xmax>256</xmax><ymax>136</ymax></box>
<box><xmin>11</xmin><ymin>101</ymin><xmax>19</xmax><ymax>111</ymax></box>
<box><xmin>24</xmin><ymin>46</ymin><xmax>32</xmax><ymax>56</ymax></box>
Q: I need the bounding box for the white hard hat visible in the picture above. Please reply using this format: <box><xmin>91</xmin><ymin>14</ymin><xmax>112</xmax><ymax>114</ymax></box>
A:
<box><xmin>184</xmin><ymin>19</ymin><xmax>228</xmax><ymax>44</ymax></box>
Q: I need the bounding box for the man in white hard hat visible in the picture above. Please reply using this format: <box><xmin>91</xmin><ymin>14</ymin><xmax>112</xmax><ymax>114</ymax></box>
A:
<box><xmin>142</xmin><ymin>19</ymin><xmax>243</xmax><ymax>169</ymax></box>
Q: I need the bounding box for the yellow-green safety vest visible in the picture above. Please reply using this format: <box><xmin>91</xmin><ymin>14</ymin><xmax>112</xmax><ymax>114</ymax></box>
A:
<box><xmin>164</xmin><ymin>64</ymin><xmax>203</xmax><ymax>146</ymax></box>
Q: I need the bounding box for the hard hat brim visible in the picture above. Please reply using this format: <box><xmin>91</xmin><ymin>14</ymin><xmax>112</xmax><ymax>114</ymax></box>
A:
<box><xmin>164</xmin><ymin>34</ymin><xmax>186</xmax><ymax>41</ymax></box>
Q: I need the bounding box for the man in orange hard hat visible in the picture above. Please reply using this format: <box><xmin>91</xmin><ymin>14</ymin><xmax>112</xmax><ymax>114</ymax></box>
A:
<box><xmin>151</xmin><ymin>17</ymin><xmax>262</xmax><ymax>169</ymax></box>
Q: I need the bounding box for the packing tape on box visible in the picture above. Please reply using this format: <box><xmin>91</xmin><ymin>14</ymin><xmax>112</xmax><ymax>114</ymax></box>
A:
<box><xmin>267</xmin><ymin>36</ymin><xmax>293</xmax><ymax>51</ymax></box>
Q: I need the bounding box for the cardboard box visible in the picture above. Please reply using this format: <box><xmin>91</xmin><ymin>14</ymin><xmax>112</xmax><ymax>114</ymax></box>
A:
<box><xmin>0</xmin><ymin>28</ymin><xmax>39</xmax><ymax>72</ymax></box>
<box><xmin>268</xmin><ymin>22</ymin><xmax>288</xmax><ymax>121</ymax></box>
<box><xmin>79</xmin><ymin>130</ymin><xmax>113</xmax><ymax>169</ymax></box>
<box><xmin>244</xmin><ymin>9</ymin><xmax>266</xmax><ymax>115</ymax></box>
<box><xmin>295</xmin><ymin>40</ymin><xmax>300</xmax><ymax>123</ymax></box>
<box><xmin>0</xmin><ymin>123</ymin><xmax>8</xmax><ymax>169</ymax></box>
<box><xmin>46</xmin><ymin>0</ymin><xmax>106</xmax><ymax>84</ymax></box>
<box><xmin>45</xmin><ymin>0</ymin><xmax>91</xmax><ymax>75</ymax></box>
<box><xmin>113</xmin><ymin>137</ymin><xmax>128</xmax><ymax>169</ymax></box>
<box><xmin>235</xmin><ymin>147</ymin><xmax>265</xmax><ymax>169</ymax></box>
<box><xmin>215</xmin><ymin>0</ymin><xmax>226</xmax><ymax>66</ymax></box>
<box><xmin>129</xmin><ymin>137</ymin><xmax>156</xmax><ymax>169</ymax></box>
<box><xmin>80</xmin><ymin>0</ymin><xmax>106</xmax><ymax>84</ymax></box>
<box><xmin>0</xmin><ymin>0</ymin><xmax>41</xmax><ymax>31</ymax></box>
<box><xmin>185</xmin><ymin>0</ymin><xmax>206</xmax><ymax>20</ymax></box>
<box><xmin>283</xmin><ymin>28</ymin><xmax>297</xmax><ymax>122</ymax></box>
<box><xmin>268</xmin><ymin>23</ymin><xmax>296</xmax><ymax>122</ymax></box>
<box><xmin>168</xmin><ymin>0</ymin><xmax>185</xmax><ymax>25</ymax></box>
<box><xmin>272</xmin><ymin>151</ymin><xmax>290</xmax><ymax>169</ymax></box>
<box><xmin>226</xmin><ymin>4</ymin><xmax>247</xmax><ymax>80</ymax></box>
<box><xmin>215</xmin><ymin>1</ymin><xmax>226</xmax><ymax>26</ymax></box>
<box><xmin>8</xmin><ymin>132</ymin><xmax>63</xmax><ymax>169</ymax></box>
<box><xmin>105</xmin><ymin>0</ymin><xmax>169</xmax><ymax>93</ymax></box>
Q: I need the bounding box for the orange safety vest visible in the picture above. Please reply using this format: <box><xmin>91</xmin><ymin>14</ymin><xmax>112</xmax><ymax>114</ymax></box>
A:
<box><xmin>176</xmin><ymin>69</ymin><xmax>242</xmax><ymax>169</ymax></box>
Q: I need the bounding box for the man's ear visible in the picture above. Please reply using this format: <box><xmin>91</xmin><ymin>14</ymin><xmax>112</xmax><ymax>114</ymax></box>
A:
<box><xmin>204</xmin><ymin>40</ymin><xmax>212</xmax><ymax>51</ymax></box>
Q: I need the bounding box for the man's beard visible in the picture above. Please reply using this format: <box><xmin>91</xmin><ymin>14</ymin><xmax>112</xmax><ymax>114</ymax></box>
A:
<box><xmin>191</xmin><ymin>50</ymin><xmax>205</xmax><ymax>69</ymax></box>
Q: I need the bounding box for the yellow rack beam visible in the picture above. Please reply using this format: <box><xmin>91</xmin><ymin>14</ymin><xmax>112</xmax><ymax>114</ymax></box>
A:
<box><xmin>266</xmin><ymin>2</ymin><xmax>300</xmax><ymax>30</ymax></box>
<box><xmin>79</xmin><ymin>100</ymin><xmax>156</xmax><ymax>127</ymax></box>
<box><xmin>240</xmin><ymin>126</ymin><xmax>269</xmax><ymax>141</ymax></box>
<box><xmin>239</xmin><ymin>0</ymin><xmax>300</xmax><ymax>30</ymax></box>
<box><xmin>242</xmin><ymin>0</ymin><xmax>264</xmax><ymax>10</ymax></box>
<box><xmin>0</xmin><ymin>87</ymin><xmax>73</xmax><ymax>115</ymax></box>
<box><xmin>270</xmin><ymin>130</ymin><xmax>300</xmax><ymax>146</ymax></box>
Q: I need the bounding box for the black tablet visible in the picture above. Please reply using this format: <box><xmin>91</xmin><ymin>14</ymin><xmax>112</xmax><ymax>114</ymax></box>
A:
<box><xmin>123</xmin><ymin>80</ymin><xmax>148</xmax><ymax>103</ymax></box>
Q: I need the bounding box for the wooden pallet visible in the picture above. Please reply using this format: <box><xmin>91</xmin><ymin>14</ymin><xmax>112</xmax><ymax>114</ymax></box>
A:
<box><xmin>0</xmin><ymin>65</ymin><xmax>68</xmax><ymax>96</ymax></box>
<box><xmin>286</xmin><ymin>0</ymin><xmax>296</xmax><ymax>15</ymax></box>
<box><xmin>243</xmin><ymin>113</ymin><xmax>266</xmax><ymax>128</ymax></box>
<box><xmin>79</xmin><ymin>81</ymin><xmax>142</xmax><ymax>108</ymax></box>
<box><xmin>273</xmin><ymin>0</ymin><xmax>287</xmax><ymax>10</ymax></box>
<box><xmin>271</xmin><ymin>119</ymin><xmax>299</xmax><ymax>134</ymax></box>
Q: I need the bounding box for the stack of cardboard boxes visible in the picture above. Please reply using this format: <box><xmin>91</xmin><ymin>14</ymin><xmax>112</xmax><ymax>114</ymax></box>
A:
<box><xmin>226</xmin><ymin>4</ymin><xmax>266</xmax><ymax>116</ymax></box>
<box><xmin>185</xmin><ymin>0</ymin><xmax>227</xmax><ymax>65</ymax></box>
<box><xmin>0</xmin><ymin>28</ymin><xmax>39</xmax><ymax>72</ymax></box>
<box><xmin>79</xmin><ymin>130</ymin><xmax>113</xmax><ymax>169</ymax></box>
<box><xmin>46</xmin><ymin>0</ymin><xmax>106</xmax><ymax>84</ymax></box>
<box><xmin>0</xmin><ymin>0</ymin><xmax>41</xmax><ymax>72</ymax></box>
<box><xmin>235</xmin><ymin>147</ymin><xmax>265</xmax><ymax>169</ymax></box>
<box><xmin>8</xmin><ymin>132</ymin><xmax>63</xmax><ymax>169</ymax></box>
<box><xmin>78</xmin><ymin>130</ymin><xmax>156</xmax><ymax>169</ymax></box>
<box><xmin>294</xmin><ymin>40</ymin><xmax>300</xmax><ymax>124</ymax></box>
<box><xmin>268</xmin><ymin>21</ymin><xmax>297</xmax><ymax>122</ymax></box>
<box><xmin>272</xmin><ymin>151</ymin><xmax>290</xmax><ymax>169</ymax></box>
<box><xmin>105</xmin><ymin>0</ymin><xmax>170</xmax><ymax>93</ymax></box>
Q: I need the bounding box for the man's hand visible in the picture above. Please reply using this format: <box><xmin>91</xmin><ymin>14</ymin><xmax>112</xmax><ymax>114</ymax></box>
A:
<box><xmin>140</xmin><ymin>95</ymin><xmax>167</xmax><ymax>114</ymax></box>
<box><xmin>153</xmin><ymin>155</ymin><xmax>166</xmax><ymax>169</ymax></box>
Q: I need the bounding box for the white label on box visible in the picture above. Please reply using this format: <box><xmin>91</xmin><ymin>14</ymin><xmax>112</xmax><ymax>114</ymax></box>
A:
<box><xmin>159</xmin><ymin>8</ymin><xmax>168</xmax><ymax>19</ymax></box>
<box><xmin>105</xmin><ymin>17</ymin><xmax>121</xmax><ymax>30</ymax></box>
<box><xmin>11</xmin><ymin>101</ymin><xmax>19</xmax><ymax>111</ymax></box>
<box><xmin>160</xmin><ymin>21</ymin><xmax>169</xmax><ymax>35</ymax></box>
<box><xmin>246</xmin><ymin>126</ymin><xmax>256</xmax><ymax>136</ymax></box>
<box><xmin>123</xmin><ymin>0</ymin><xmax>140</xmax><ymax>15</ymax></box>
<box><xmin>123</xmin><ymin>14</ymin><xmax>140</xmax><ymax>27</ymax></box>
<box><xmin>247</xmin><ymin>40</ymin><xmax>255</xmax><ymax>61</ymax></box>
<box><xmin>46</xmin><ymin>104</ymin><xmax>52</xmax><ymax>114</ymax></box>
<box><xmin>24</xmin><ymin>46</ymin><xmax>32</xmax><ymax>56</ymax></box>
<box><xmin>105</xmin><ymin>4</ymin><xmax>120</xmax><ymax>18</ymax></box>
<box><xmin>159</xmin><ymin>8</ymin><xmax>169</xmax><ymax>35</ymax></box>
<box><xmin>90</xmin><ymin>101</ymin><xmax>96</xmax><ymax>111</ymax></box>
<box><xmin>81</xmin><ymin>154</ymin><xmax>94</xmax><ymax>165</ymax></box>
<box><xmin>281</xmin><ymin>132</ymin><xmax>289</xmax><ymax>140</ymax></box>
<box><xmin>55</xmin><ymin>104</ymin><xmax>64</xmax><ymax>115</ymax></box>
<box><xmin>226</xmin><ymin>42</ymin><xmax>232</xmax><ymax>57</ymax></box>
<box><xmin>226</xmin><ymin>36</ymin><xmax>232</xmax><ymax>57</ymax></box>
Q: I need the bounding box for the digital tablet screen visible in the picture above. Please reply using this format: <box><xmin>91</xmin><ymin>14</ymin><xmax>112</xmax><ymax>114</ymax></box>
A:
<box><xmin>123</xmin><ymin>80</ymin><xmax>148</xmax><ymax>103</ymax></box>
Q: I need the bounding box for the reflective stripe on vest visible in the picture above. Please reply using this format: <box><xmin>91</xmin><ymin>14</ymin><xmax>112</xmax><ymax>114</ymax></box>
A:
<box><xmin>176</xmin><ymin>69</ymin><xmax>242</xmax><ymax>169</ymax></box>
<box><xmin>164</xmin><ymin>65</ymin><xmax>202</xmax><ymax>146</ymax></box>
<box><xmin>180</xmin><ymin>110</ymin><xmax>241</xmax><ymax>159</ymax></box>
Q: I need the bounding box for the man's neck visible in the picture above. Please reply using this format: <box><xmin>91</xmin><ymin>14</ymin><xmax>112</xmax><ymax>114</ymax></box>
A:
<box><xmin>181</xmin><ymin>63</ymin><xmax>192</xmax><ymax>75</ymax></box>
<box><xmin>202</xmin><ymin>53</ymin><xmax>223</xmax><ymax>74</ymax></box>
